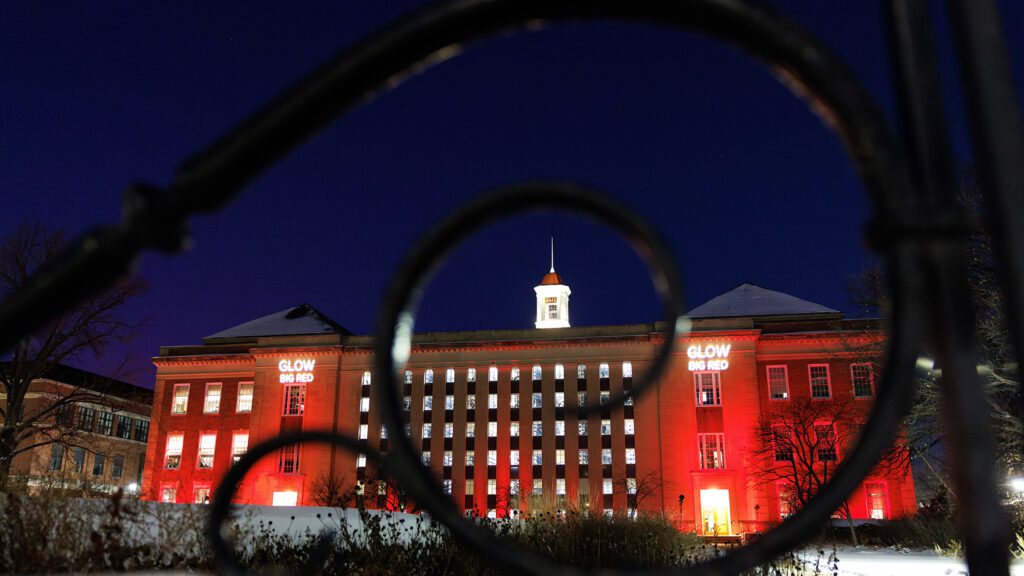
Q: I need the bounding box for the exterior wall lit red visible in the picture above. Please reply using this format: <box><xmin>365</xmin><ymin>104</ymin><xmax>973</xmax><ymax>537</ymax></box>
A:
<box><xmin>143</xmin><ymin>312</ymin><xmax>916</xmax><ymax>533</ymax></box>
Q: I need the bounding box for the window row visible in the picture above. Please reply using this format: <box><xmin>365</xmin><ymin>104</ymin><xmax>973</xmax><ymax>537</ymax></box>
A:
<box><xmin>169</xmin><ymin>381</ymin><xmax>254</xmax><ymax>415</ymax></box>
<box><xmin>385</xmin><ymin>390</ymin><xmax>633</xmax><ymax>413</ymax></box>
<box><xmin>389</xmin><ymin>362</ymin><xmax>633</xmax><ymax>386</ymax></box>
<box><xmin>56</xmin><ymin>405</ymin><xmax>149</xmax><ymax>442</ymax></box>
<box><xmin>358</xmin><ymin>418</ymin><xmax>633</xmax><ymax>440</ymax></box>
<box><xmin>765</xmin><ymin>363</ymin><xmax>874</xmax><ymax>401</ymax></box>
<box><xmin>436</xmin><ymin>477</ymin><xmax>640</xmax><ymax>497</ymax></box>
<box><xmin>49</xmin><ymin>444</ymin><xmax>141</xmax><ymax>482</ymax></box>
<box><xmin>357</xmin><ymin>445</ymin><xmax>638</xmax><ymax>469</ymax></box>
<box><xmin>163</xmin><ymin>431</ymin><xmax>249</xmax><ymax>470</ymax></box>
<box><xmin>771</xmin><ymin>423</ymin><xmax>840</xmax><ymax>462</ymax></box>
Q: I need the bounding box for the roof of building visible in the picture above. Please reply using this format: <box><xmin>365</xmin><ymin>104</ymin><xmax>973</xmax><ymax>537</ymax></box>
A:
<box><xmin>0</xmin><ymin>362</ymin><xmax>154</xmax><ymax>403</ymax></box>
<box><xmin>686</xmin><ymin>283</ymin><xmax>840</xmax><ymax>319</ymax></box>
<box><xmin>538</xmin><ymin>270</ymin><xmax>565</xmax><ymax>286</ymax></box>
<box><xmin>203</xmin><ymin>303</ymin><xmax>351</xmax><ymax>341</ymax></box>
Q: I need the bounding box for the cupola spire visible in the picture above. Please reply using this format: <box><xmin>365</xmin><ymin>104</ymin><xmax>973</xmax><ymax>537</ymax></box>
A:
<box><xmin>535</xmin><ymin>238</ymin><xmax>571</xmax><ymax>329</ymax></box>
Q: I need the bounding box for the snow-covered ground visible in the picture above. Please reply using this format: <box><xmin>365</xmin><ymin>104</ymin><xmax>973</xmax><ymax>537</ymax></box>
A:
<box><xmin>795</xmin><ymin>546</ymin><xmax>1024</xmax><ymax>575</ymax></box>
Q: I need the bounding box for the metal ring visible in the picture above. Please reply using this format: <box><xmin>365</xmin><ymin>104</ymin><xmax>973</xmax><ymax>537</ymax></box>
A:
<box><xmin>375</xmin><ymin>181</ymin><xmax>685</xmax><ymax>575</ymax></box>
<box><xmin>207</xmin><ymin>430</ymin><xmax>386</xmax><ymax>576</ymax></box>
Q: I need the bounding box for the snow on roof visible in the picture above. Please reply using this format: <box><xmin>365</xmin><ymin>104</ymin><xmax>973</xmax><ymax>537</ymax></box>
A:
<box><xmin>203</xmin><ymin>304</ymin><xmax>349</xmax><ymax>341</ymax></box>
<box><xmin>687</xmin><ymin>283</ymin><xmax>840</xmax><ymax>319</ymax></box>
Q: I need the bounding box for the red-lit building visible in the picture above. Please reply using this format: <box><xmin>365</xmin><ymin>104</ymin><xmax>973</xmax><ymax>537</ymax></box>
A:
<box><xmin>142</xmin><ymin>272</ymin><xmax>915</xmax><ymax>534</ymax></box>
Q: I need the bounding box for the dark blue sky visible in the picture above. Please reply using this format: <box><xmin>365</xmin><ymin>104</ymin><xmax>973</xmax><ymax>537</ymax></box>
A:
<box><xmin>2</xmin><ymin>2</ymin><xmax>1022</xmax><ymax>386</ymax></box>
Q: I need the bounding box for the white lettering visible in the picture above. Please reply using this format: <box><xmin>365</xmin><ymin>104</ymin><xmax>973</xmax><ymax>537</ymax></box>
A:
<box><xmin>686</xmin><ymin>343</ymin><xmax>731</xmax><ymax>371</ymax></box>
<box><xmin>279</xmin><ymin>358</ymin><xmax>316</xmax><ymax>384</ymax></box>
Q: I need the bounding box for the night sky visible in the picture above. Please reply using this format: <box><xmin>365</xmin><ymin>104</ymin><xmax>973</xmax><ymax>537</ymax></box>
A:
<box><xmin>2</xmin><ymin>2</ymin><xmax>1022</xmax><ymax>387</ymax></box>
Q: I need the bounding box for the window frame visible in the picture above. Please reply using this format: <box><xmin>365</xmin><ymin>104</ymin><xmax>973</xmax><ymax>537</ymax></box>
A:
<box><xmin>697</xmin><ymin>432</ymin><xmax>726</xmax><ymax>470</ymax></box>
<box><xmin>766</xmin><ymin>365</ymin><xmax>790</xmax><ymax>401</ymax></box>
<box><xmin>851</xmin><ymin>363</ymin><xmax>875</xmax><ymax>398</ymax></box>
<box><xmin>808</xmin><ymin>364</ymin><xmax>832</xmax><ymax>399</ymax></box>
<box><xmin>694</xmin><ymin>372</ymin><xmax>722</xmax><ymax>407</ymax></box>
<box><xmin>282</xmin><ymin>383</ymin><xmax>305</xmax><ymax>416</ymax></box>
<box><xmin>236</xmin><ymin>382</ymin><xmax>254</xmax><ymax>413</ymax></box>
<box><xmin>170</xmin><ymin>383</ymin><xmax>190</xmax><ymax>415</ymax></box>
<box><xmin>197</xmin><ymin>432</ymin><xmax>217</xmax><ymax>469</ymax></box>
<box><xmin>164</xmin><ymin>432</ymin><xmax>184</xmax><ymax>470</ymax></box>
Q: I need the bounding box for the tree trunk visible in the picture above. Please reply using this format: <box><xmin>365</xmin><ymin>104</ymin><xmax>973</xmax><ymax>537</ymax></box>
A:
<box><xmin>0</xmin><ymin>452</ymin><xmax>13</xmax><ymax>491</ymax></box>
<box><xmin>845</xmin><ymin>510</ymin><xmax>859</xmax><ymax>546</ymax></box>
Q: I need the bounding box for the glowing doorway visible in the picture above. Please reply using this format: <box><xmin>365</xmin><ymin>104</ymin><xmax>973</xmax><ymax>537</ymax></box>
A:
<box><xmin>700</xmin><ymin>489</ymin><xmax>731</xmax><ymax>535</ymax></box>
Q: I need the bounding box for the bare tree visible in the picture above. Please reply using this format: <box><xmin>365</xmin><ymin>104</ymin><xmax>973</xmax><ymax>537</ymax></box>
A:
<box><xmin>309</xmin><ymin>470</ymin><xmax>351</xmax><ymax>507</ymax></box>
<box><xmin>749</xmin><ymin>396</ymin><xmax>910</xmax><ymax>545</ymax></box>
<box><xmin>0</xmin><ymin>224</ymin><xmax>146</xmax><ymax>489</ymax></box>
<box><xmin>612</xmin><ymin>470</ymin><xmax>665</xmax><ymax>517</ymax></box>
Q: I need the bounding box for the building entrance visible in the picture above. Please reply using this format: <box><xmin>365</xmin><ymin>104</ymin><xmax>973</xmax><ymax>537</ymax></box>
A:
<box><xmin>700</xmin><ymin>489</ymin><xmax>731</xmax><ymax>535</ymax></box>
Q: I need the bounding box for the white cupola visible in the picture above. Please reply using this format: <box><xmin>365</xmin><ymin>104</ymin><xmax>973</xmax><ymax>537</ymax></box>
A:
<box><xmin>534</xmin><ymin>239</ymin><xmax>571</xmax><ymax>329</ymax></box>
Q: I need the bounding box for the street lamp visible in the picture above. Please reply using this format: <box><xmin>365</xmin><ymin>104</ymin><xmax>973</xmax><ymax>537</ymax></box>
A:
<box><xmin>678</xmin><ymin>494</ymin><xmax>685</xmax><ymax>529</ymax></box>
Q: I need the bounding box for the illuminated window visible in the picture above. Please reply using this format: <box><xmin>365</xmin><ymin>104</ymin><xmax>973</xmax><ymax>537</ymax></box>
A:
<box><xmin>601</xmin><ymin>449</ymin><xmax>612</xmax><ymax>465</ymax></box>
<box><xmin>777</xmin><ymin>481</ymin><xmax>795</xmax><ymax>519</ymax></box>
<box><xmin>171</xmin><ymin>384</ymin><xmax>189</xmax><ymax>414</ymax></box>
<box><xmin>488</xmin><ymin>479</ymin><xmax>497</xmax><ymax>495</ymax></box>
<box><xmin>622</xmin><ymin>362</ymin><xmax>633</xmax><ymax>378</ymax></box>
<box><xmin>555</xmin><ymin>364</ymin><xmax>564</xmax><ymax>380</ymax></box>
<box><xmin>359</xmin><ymin>397</ymin><xmax>370</xmax><ymax>412</ymax></box>
<box><xmin>624</xmin><ymin>419</ymin><xmax>635</xmax><ymax>435</ymax></box>
<box><xmin>422</xmin><ymin>451</ymin><xmax>431</xmax><ymax>465</ymax></box>
<box><xmin>554</xmin><ymin>421</ymin><xmax>565</xmax><ymax>436</ymax></box>
<box><xmin>490</xmin><ymin>366</ymin><xmax>499</xmax><ymax>382</ymax></box>
<box><xmin>98</xmin><ymin>412</ymin><xmax>114</xmax><ymax>435</ymax></box>
<box><xmin>466</xmin><ymin>422</ymin><xmax>475</xmax><ymax>437</ymax></box>
<box><xmin>465</xmin><ymin>480</ymin><xmax>474</xmax><ymax>495</ymax></box>
<box><xmin>865</xmin><ymin>481</ymin><xmax>888</xmax><ymax>519</ymax></box>
<box><xmin>510</xmin><ymin>422</ymin><xmax>519</xmax><ymax>437</ymax></box>
<box><xmin>362</xmin><ymin>371</ymin><xmax>371</xmax><ymax>386</ymax></box>
<box><xmin>232</xmin><ymin>432</ymin><xmax>248</xmax><ymax>464</ymax></box>
<box><xmin>404</xmin><ymin>370</ymin><xmax>413</xmax><ymax>384</ymax></box>
<box><xmin>626</xmin><ymin>478</ymin><xmax>637</xmax><ymax>495</ymax></box>
<box><xmin>694</xmin><ymin>372</ymin><xmax>721</xmax><ymax>406</ymax></box>
<box><xmin>467</xmin><ymin>395</ymin><xmax>476</xmax><ymax>409</ymax></box>
<box><xmin>809</xmin><ymin>365</ymin><xmax>831</xmax><ymax>398</ymax></box>
<box><xmin>194</xmin><ymin>485</ymin><xmax>211</xmax><ymax>504</ymax></box>
<box><xmin>600</xmin><ymin>420</ymin><xmax>611</xmax><ymax>436</ymax></box>
<box><xmin>424</xmin><ymin>369</ymin><xmax>434</xmax><ymax>384</ymax></box>
<box><xmin>533</xmin><ymin>479</ymin><xmax>543</xmax><ymax>494</ymax></box>
<box><xmin>422</xmin><ymin>423</ymin><xmax>431</xmax><ymax>438</ymax></box>
<box><xmin>852</xmin><ymin>364</ymin><xmax>874</xmax><ymax>398</ymax></box>
<box><xmin>579</xmin><ymin>449</ymin><xmax>588</xmax><ymax>465</ymax></box>
<box><xmin>488</xmin><ymin>394</ymin><xmax>498</xmax><ymax>409</ymax></box>
<box><xmin>444</xmin><ymin>451</ymin><xmax>453</xmax><ymax>466</ymax></box>
<box><xmin>197</xmin><ymin>434</ymin><xmax>216</xmax><ymax>469</ymax></box>
<box><xmin>359</xmin><ymin>424</ymin><xmax>369</xmax><ymax>439</ymax></box>
<box><xmin>510</xmin><ymin>479</ymin><xmax>520</xmax><ymax>495</ymax></box>
<box><xmin>556</xmin><ymin>479</ymin><xmax>566</xmax><ymax>495</ymax></box>
<box><xmin>112</xmin><ymin>454</ymin><xmax>124</xmax><ymax>478</ymax></box>
<box><xmin>554</xmin><ymin>392</ymin><xmax>564</xmax><ymax>408</ymax></box>
<box><xmin>237</xmin><ymin>382</ymin><xmax>254</xmax><ymax>412</ymax></box>
<box><xmin>92</xmin><ymin>453</ymin><xmax>105</xmax><ymax>476</ymax></box>
<box><xmin>600</xmin><ymin>391</ymin><xmax>610</xmax><ymax>405</ymax></box>
<box><xmin>532</xmin><ymin>393</ymin><xmax>543</xmax><ymax>409</ymax></box>
<box><xmin>599</xmin><ymin>363</ymin><xmax>610</xmax><ymax>379</ymax></box>
<box><xmin>602</xmin><ymin>479</ymin><xmax>613</xmax><ymax>495</ymax></box>
<box><xmin>532</xmin><ymin>365</ymin><xmax>542</xmax><ymax>381</ymax></box>
<box><xmin>357</xmin><ymin>454</ymin><xmax>366</xmax><ymax>468</ymax></box>
<box><xmin>272</xmin><ymin>490</ymin><xmax>298</xmax><ymax>506</ymax></box>
<box><xmin>767</xmin><ymin>366</ymin><xmax>789</xmax><ymax>400</ymax></box>
<box><xmin>380</xmin><ymin>425</ymin><xmax>388</xmax><ymax>439</ymax></box>
<box><xmin>577</xmin><ymin>392</ymin><xmax>587</xmax><ymax>407</ymax></box>
<box><xmin>532</xmin><ymin>422</ymin><xmax>543</xmax><ymax>437</ymax></box>
<box><xmin>510</xmin><ymin>367</ymin><xmax>519</xmax><ymax>382</ymax></box>
<box><xmin>467</xmin><ymin>368</ymin><xmax>477</xmax><ymax>382</ymax></box>
<box><xmin>511</xmin><ymin>450</ymin><xmax>520</xmax><ymax>465</ymax></box>
<box><xmin>444</xmin><ymin>423</ymin><xmax>453</xmax><ymax>438</ymax></box>
<box><xmin>815</xmin><ymin>424</ymin><xmax>837</xmax><ymax>461</ymax></box>
<box><xmin>773</xmin><ymin>426</ymin><xmax>793</xmax><ymax>462</ymax></box>
<box><xmin>556</xmin><ymin>449</ymin><xmax>565</xmax><ymax>465</ymax></box>
<box><xmin>698</xmin><ymin>433</ymin><xmax>725</xmax><ymax>469</ymax></box>
<box><xmin>446</xmin><ymin>368</ymin><xmax>455</xmax><ymax>383</ymax></box>
<box><xmin>487</xmin><ymin>450</ymin><xmax>497</xmax><ymax>466</ymax></box>
<box><xmin>278</xmin><ymin>440</ymin><xmax>299</xmax><ymax>473</ymax></box>
<box><xmin>578</xmin><ymin>421</ymin><xmax>588</xmax><ymax>436</ymax></box>
<box><xmin>445</xmin><ymin>395</ymin><xmax>455</xmax><ymax>410</ymax></box>
<box><xmin>402</xmin><ymin>396</ymin><xmax>412</xmax><ymax>411</ymax></box>
<box><xmin>577</xmin><ymin>364</ymin><xmax>586</xmax><ymax>380</ymax></box>
<box><xmin>442</xmin><ymin>479</ymin><xmax>453</xmax><ymax>494</ymax></box>
<box><xmin>424</xmin><ymin>396</ymin><xmax>433</xmax><ymax>411</ymax></box>
<box><xmin>164</xmin><ymin>433</ymin><xmax>183</xmax><ymax>469</ymax></box>
<box><xmin>624</xmin><ymin>394</ymin><xmax>633</xmax><ymax>406</ymax></box>
<box><xmin>626</xmin><ymin>448</ymin><xmax>636</xmax><ymax>464</ymax></box>
<box><xmin>488</xmin><ymin>422</ymin><xmax>497</xmax><ymax>438</ymax></box>
<box><xmin>532</xmin><ymin>452</ymin><xmax>543</xmax><ymax>465</ymax></box>
<box><xmin>204</xmin><ymin>383</ymin><xmax>222</xmax><ymax>413</ymax></box>
<box><xmin>466</xmin><ymin>452</ymin><xmax>475</xmax><ymax>465</ymax></box>
<box><xmin>161</xmin><ymin>486</ymin><xmax>176</xmax><ymax>503</ymax></box>
<box><xmin>282</xmin><ymin>384</ymin><xmax>304</xmax><ymax>416</ymax></box>
<box><xmin>510</xmin><ymin>393</ymin><xmax>520</xmax><ymax>408</ymax></box>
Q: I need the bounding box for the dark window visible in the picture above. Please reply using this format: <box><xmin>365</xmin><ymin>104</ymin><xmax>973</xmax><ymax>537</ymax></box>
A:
<box><xmin>77</xmin><ymin>407</ymin><xmax>95</xmax><ymax>431</ymax></box>
<box><xmin>98</xmin><ymin>412</ymin><xmax>114</xmax><ymax>435</ymax></box>
<box><xmin>49</xmin><ymin>444</ymin><xmax>63</xmax><ymax>471</ymax></box>
<box><xmin>279</xmin><ymin>443</ymin><xmax>300</xmax><ymax>474</ymax></box>
<box><xmin>55</xmin><ymin>405</ymin><xmax>75</xmax><ymax>427</ymax></box>
<box><xmin>116</xmin><ymin>416</ymin><xmax>132</xmax><ymax>439</ymax></box>
<box><xmin>72</xmin><ymin>447</ymin><xmax>86</xmax><ymax>472</ymax></box>
<box><xmin>112</xmin><ymin>455</ymin><xmax>124</xmax><ymax>478</ymax></box>
<box><xmin>93</xmin><ymin>453</ymin><xmax>105</xmax><ymax>476</ymax></box>
<box><xmin>134</xmin><ymin>420</ymin><xmax>149</xmax><ymax>443</ymax></box>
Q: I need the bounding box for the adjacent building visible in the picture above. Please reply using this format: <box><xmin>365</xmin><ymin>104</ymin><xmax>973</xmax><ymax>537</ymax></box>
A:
<box><xmin>1</xmin><ymin>364</ymin><xmax>152</xmax><ymax>495</ymax></box>
<box><xmin>142</xmin><ymin>267</ymin><xmax>915</xmax><ymax>534</ymax></box>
